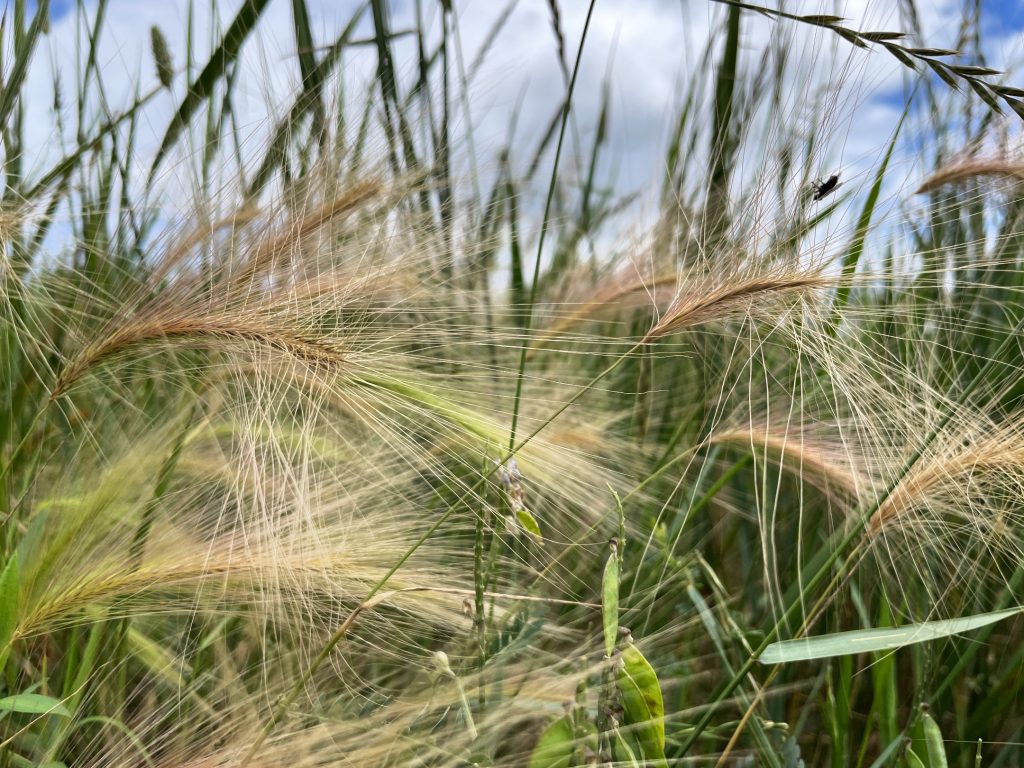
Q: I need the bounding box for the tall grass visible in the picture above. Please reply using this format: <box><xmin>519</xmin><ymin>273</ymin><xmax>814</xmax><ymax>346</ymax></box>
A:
<box><xmin>3</xmin><ymin>0</ymin><xmax>1024</xmax><ymax>765</ymax></box>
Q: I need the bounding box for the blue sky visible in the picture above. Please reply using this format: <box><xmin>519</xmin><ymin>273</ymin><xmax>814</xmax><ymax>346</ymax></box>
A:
<box><xmin>984</xmin><ymin>0</ymin><xmax>1024</xmax><ymax>33</ymax></box>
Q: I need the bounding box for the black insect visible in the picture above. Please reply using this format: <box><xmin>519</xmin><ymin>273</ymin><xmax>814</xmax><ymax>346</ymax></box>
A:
<box><xmin>811</xmin><ymin>173</ymin><xmax>841</xmax><ymax>201</ymax></box>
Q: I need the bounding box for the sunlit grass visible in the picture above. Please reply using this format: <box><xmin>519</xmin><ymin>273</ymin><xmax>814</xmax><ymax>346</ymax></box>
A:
<box><xmin>2</xmin><ymin>0</ymin><xmax>1024</xmax><ymax>766</ymax></box>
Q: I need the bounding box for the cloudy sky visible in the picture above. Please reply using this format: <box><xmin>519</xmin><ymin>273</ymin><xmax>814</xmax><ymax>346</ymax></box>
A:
<box><xmin>12</xmin><ymin>0</ymin><xmax>1024</xmax><ymax>242</ymax></box>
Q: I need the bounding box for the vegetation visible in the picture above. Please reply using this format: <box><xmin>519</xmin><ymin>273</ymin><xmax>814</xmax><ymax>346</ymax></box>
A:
<box><xmin>2</xmin><ymin>0</ymin><xmax>1024</xmax><ymax>765</ymax></box>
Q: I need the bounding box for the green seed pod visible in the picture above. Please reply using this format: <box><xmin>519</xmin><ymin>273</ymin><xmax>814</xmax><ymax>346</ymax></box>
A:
<box><xmin>616</xmin><ymin>642</ymin><xmax>666</xmax><ymax>766</ymax></box>
<box><xmin>601</xmin><ymin>539</ymin><xmax>620</xmax><ymax>657</ymax></box>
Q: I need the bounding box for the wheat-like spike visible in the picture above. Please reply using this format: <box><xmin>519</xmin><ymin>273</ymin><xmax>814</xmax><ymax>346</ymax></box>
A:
<box><xmin>917</xmin><ymin>159</ymin><xmax>1024</xmax><ymax>193</ymax></box>
<box><xmin>51</xmin><ymin>312</ymin><xmax>348</xmax><ymax>398</ymax></box>
<box><xmin>642</xmin><ymin>271</ymin><xmax>831</xmax><ymax>342</ymax></box>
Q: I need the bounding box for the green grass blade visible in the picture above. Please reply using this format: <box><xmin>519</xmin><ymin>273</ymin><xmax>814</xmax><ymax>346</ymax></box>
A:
<box><xmin>290</xmin><ymin>0</ymin><xmax>317</xmax><ymax>87</ymax></box>
<box><xmin>0</xmin><ymin>0</ymin><xmax>48</xmax><ymax>132</ymax></box>
<box><xmin>289</xmin><ymin>0</ymin><xmax>326</xmax><ymax>141</ymax></box>
<box><xmin>0</xmin><ymin>552</ymin><xmax>19</xmax><ymax>669</ymax></box>
<box><xmin>706</xmin><ymin>2</ymin><xmax>741</xmax><ymax>232</ymax></box>
<box><xmin>506</xmin><ymin>0</ymin><xmax>597</xmax><ymax>451</ymax></box>
<box><xmin>0</xmin><ymin>693</ymin><xmax>70</xmax><ymax>717</ymax></box>
<box><xmin>129</xmin><ymin>404</ymin><xmax>197</xmax><ymax>567</ymax></box>
<box><xmin>760</xmin><ymin>607</ymin><xmax>1022</xmax><ymax>664</ymax></box>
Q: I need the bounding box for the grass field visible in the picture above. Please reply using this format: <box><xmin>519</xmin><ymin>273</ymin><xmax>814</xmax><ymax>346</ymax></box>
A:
<box><xmin>3</xmin><ymin>0</ymin><xmax>1024</xmax><ymax>765</ymax></box>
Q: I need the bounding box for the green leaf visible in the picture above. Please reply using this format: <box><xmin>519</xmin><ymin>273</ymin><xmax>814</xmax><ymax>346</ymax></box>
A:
<box><xmin>601</xmin><ymin>546</ymin><xmax>619</xmax><ymax>656</ymax></box>
<box><xmin>516</xmin><ymin>509</ymin><xmax>542</xmax><ymax>539</ymax></box>
<box><xmin>800</xmin><ymin>14</ymin><xmax>845</xmax><ymax>24</ymax></box>
<box><xmin>528</xmin><ymin>716</ymin><xmax>574</xmax><ymax>768</ymax></box>
<box><xmin>149</xmin><ymin>0</ymin><xmax>272</xmax><ymax>181</ymax></box>
<box><xmin>131</xmin><ymin>403</ymin><xmax>197</xmax><ymax>566</ymax></box>
<box><xmin>0</xmin><ymin>552</ymin><xmax>19</xmax><ymax>668</ymax></box>
<box><xmin>617</xmin><ymin>643</ymin><xmax>666</xmax><ymax>765</ymax></box>
<box><xmin>707</xmin><ymin>2</ymin><xmax>741</xmax><ymax>233</ymax></box>
<box><xmin>0</xmin><ymin>694</ymin><xmax>71</xmax><ymax>717</ymax></box>
<box><xmin>908</xmin><ymin>47</ymin><xmax>959</xmax><ymax>56</ymax></box>
<box><xmin>760</xmin><ymin>607</ymin><xmax>1021</xmax><ymax>664</ymax></box>
<box><xmin>860</xmin><ymin>31</ymin><xmax>905</xmax><ymax>42</ymax></box>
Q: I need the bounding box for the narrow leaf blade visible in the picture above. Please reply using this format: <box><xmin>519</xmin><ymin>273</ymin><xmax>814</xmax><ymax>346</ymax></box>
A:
<box><xmin>760</xmin><ymin>607</ymin><xmax>1021</xmax><ymax>664</ymax></box>
<box><xmin>516</xmin><ymin>509</ymin><xmax>542</xmax><ymax>539</ymax></box>
<box><xmin>0</xmin><ymin>693</ymin><xmax>71</xmax><ymax>717</ymax></box>
<box><xmin>0</xmin><ymin>553</ymin><xmax>19</xmax><ymax>668</ymax></box>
